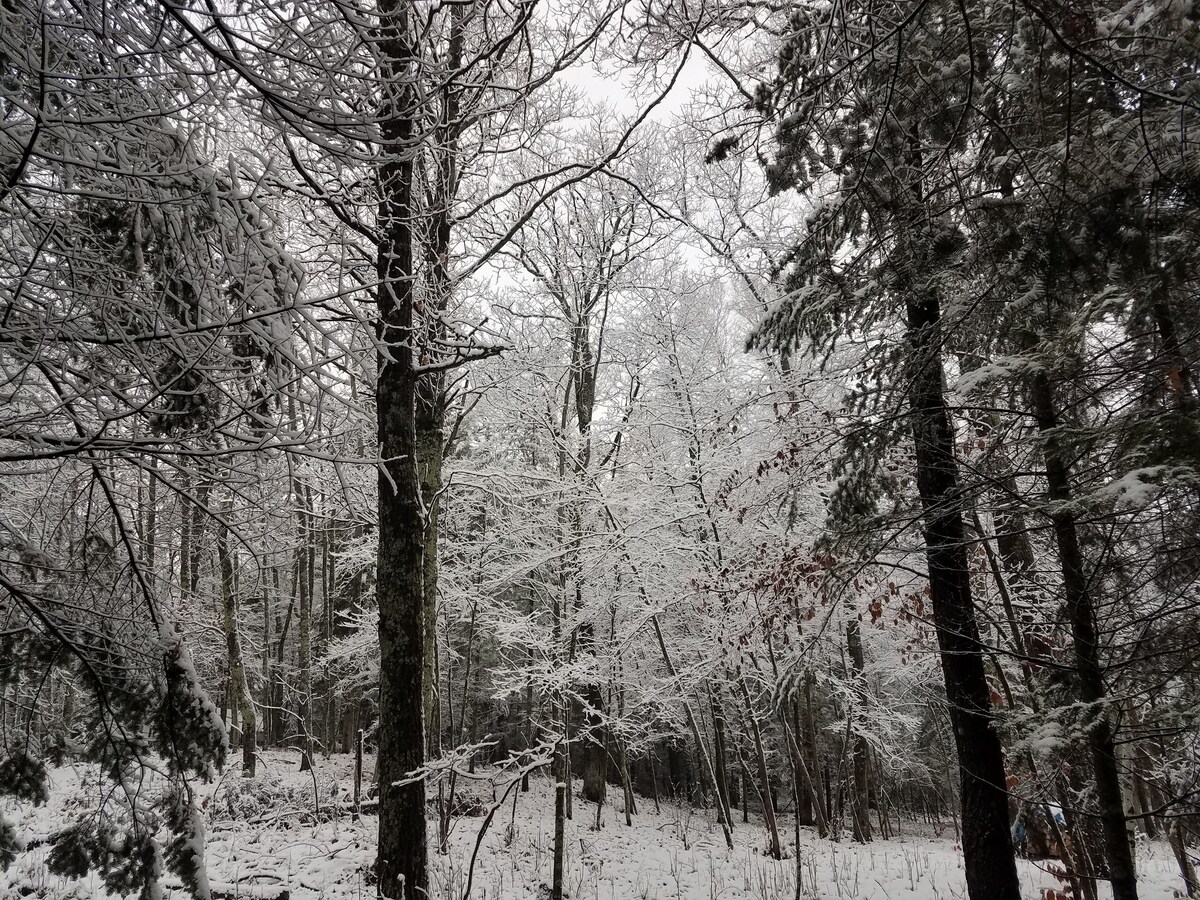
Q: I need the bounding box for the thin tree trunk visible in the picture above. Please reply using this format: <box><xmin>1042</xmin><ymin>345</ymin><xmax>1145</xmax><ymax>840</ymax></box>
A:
<box><xmin>649</xmin><ymin>752</ymin><xmax>663</xmax><ymax>813</ymax></box>
<box><xmin>847</xmin><ymin>618</ymin><xmax>871</xmax><ymax>843</ymax></box>
<box><xmin>739</xmin><ymin>761</ymin><xmax>749</xmax><ymax>824</ymax></box>
<box><xmin>523</xmin><ymin>590</ymin><xmax>535</xmax><ymax>793</ymax></box>
<box><xmin>145</xmin><ymin>458</ymin><xmax>157</xmax><ymax>570</ymax></box>
<box><xmin>179</xmin><ymin>471</ymin><xmax>191</xmax><ymax>599</ymax></box>
<box><xmin>710</xmin><ymin>690</ymin><xmax>733</xmax><ymax>829</ymax></box>
<box><xmin>1170</xmin><ymin>820</ymin><xmax>1198</xmax><ymax>898</ymax></box>
<box><xmin>414</xmin><ymin>0</ymin><xmax>462</xmax><ymax>762</ymax></box>
<box><xmin>618</xmin><ymin>739</ymin><xmax>636</xmax><ymax>825</ymax></box>
<box><xmin>354</xmin><ymin>728</ymin><xmax>364</xmax><ymax>818</ymax></box>
<box><xmin>552</xmin><ymin>750</ymin><xmax>567</xmax><ymax>900</ymax></box>
<box><xmin>217</xmin><ymin>509</ymin><xmax>256</xmax><ymax>777</ymax></box>
<box><xmin>649</xmin><ymin>614</ymin><xmax>734</xmax><ymax>849</ymax></box>
<box><xmin>1134</xmin><ymin>745</ymin><xmax>1159</xmax><ymax>840</ymax></box>
<box><xmin>792</xmin><ymin>754</ymin><xmax>803</xmax><ymax>900</ymax></box>
<box><xmin>781</xmin><ymin>700</ymin><xmax>814</xmax><ymax>833</ymax></box>
<box><xmin>552</xmin><ymin>523</ymin><xmax>568</xmax><ymax>900</ymax></box>
<box><xmin>735</xmin><ymin>673</ymin><xmax>781</xmax><ymax>860</ymax></box>
<box><xmin>322</xmin><ymin>519</ymin><xmax>335</xmax><ymax>757</ymax></box>
<box><xmin>188</xmin><ymin>478</ymin><xmax>210</xmax><ymax>600</ymax></box>
<box><xmin>804</xmin><ymin>671</ymin><xmax>829</xmax><ymax>838</ymax></box>
<box><xmin>292</xmin><ymin>459</ymin><xmax>313</xmax><ymax>770</ymax></box>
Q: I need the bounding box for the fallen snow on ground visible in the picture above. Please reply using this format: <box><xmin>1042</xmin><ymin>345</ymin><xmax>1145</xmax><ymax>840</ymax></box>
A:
<box><xmin>0</xmin><ymin>750</ymin><xmax>1189</xmax><ymax>900</ymax></box>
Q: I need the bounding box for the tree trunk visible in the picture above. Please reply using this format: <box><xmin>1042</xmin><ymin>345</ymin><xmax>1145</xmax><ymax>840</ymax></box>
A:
<box><xmin>579</xmin><ymin>671</ymin><xmax>607</xmax><ymax>804</ymax></box>
<box><xmin>375</xmin><ymin>0</ymin><xmax>428</xmax><ymax>893</ymax></box>
<box><xmin>847</xmin><ymin>618</ymin><xmax>871</xmax><ymax>843</ymax></box>
<box><xmin>266</xmin><ymin>567</ymin><xmax>280</xmax><ymax>746</ymax></box>
<box><xmin>416</xmin><ymin>419</ymin><xmax>442</xmax><ymax>760</ymax></box>
<box><xmin>1170</xmin><ymin>820</ymin><xmax>1198</xmax><ymax>898</ymax></box>
<box><xmin>1134</xmin><ymin>745</ymin><xmax>1159</xmax><ymax>840</ymax></box>
<box><xmin>179</xmin><ymin>471</ymin><xmax>191</xmax><ymax>599</ymax></box>
<box><xmin>354</xmin><ymin>728</ymin><xmax>364</xmax><ymax>817</ymax></box>
<box><xmin>739</xmin><ymin>761</ymin><xmax>749</xmax><ymax>824</ymax></box>
<box><xmin>552</xmin><ymin>520</ymin><xmax>568</xmax><ymax>900</ymax></box>
<box><xmin>217</xmin><ymin>510</ymin><xmax>256</xmax><ymax>777</ymax></box>
<box><xmin>414</xmin><ymin>0</ymin><xmax>462</xmax><ymax>764</ymax></box>
<box><xmin>294</xmin><ymin>478</ymin><xmax>313</xmax><ymax>770</ymax></box>
<box><xmin>649</xmin><ymin>614</ymin><xmax>733</xmax><ymax>849</ymax></box>
<box><xmin>792</xmin><ymin>755</ymin><xmax>804</xmax><ymax>900</ymax></box>
<box><xmin>736</xmin><ymin>673</ymin><xmax>781</xmax><ymax>860</ymax></box>
<box><xmin>710</xmin><ymin>690</ymin><xmax>733</xmax><ymax>829</ymax></box>
<box><xmin>569</xmin><ymin>316</ymin><xmax>606</xmax><ymax>806</ymax></box>
<box><xmin>552</xmin><ymin>754</ymin><xmax>567</xmax><ymax>900</ymax></box>
<box><xmin>145</xmin><ymin>457</ymin><xmax>157</xmax><ymax>570</ymax></box>
<box><xmin>322</xmin><ymin>514</ymin><xmax>335</xmax><ymax>757</ymax></box>
<box><xmin>617</xmin><ymin>738</ymin><xmax>636</xmax><ymax>825</ymax></box>
<box><xmin>904</xmin><ymin>280</ymin><xmax>1020</xmax><ymax>900</ymax></box>
<box><xmin>1031</xmin><ymin>372</ymin><xmax>1137</xmax><ymax>900</ymax></box>
<box><xmin>803</xmin><ymin>671</ymin><xmax>829</xmax><ymax>838</ymax></box>
<box><xmin>781</xmin><ymin>700</ymin><xmax>813</xmax><ymax>829</ymax></box>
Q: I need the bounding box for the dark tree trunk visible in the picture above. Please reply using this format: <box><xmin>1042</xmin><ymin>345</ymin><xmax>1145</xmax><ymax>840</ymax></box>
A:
<box><xmin>266</xmin><ymin>568</ymin><xmax>279</xmax><ymax>745</ymax></box>
<box><xmin>617</xmin><ymin>738</ymin><xmax>636</xmax><ymax>824</ymax></box>
<box><xmin>552</xmin><ymin>756</ymin><xmax>567</xmax><ymax>900</ymax></box>
<box><xmin>740</xmin><ymin>761</ymin><xmax>749</xmax><ymax>823</ymax></box>
<box><xmin>293</xmin><ymin>467</ymin><xmax>313</xmax><ymax>770</ymax></box>
<box><xmin>904</xmin><ymin>283</ymin><xmax>1021</xmax><ymax>900</ymax></box>
<box><xmin>1134</xmin><ymin>745</ymin><xmax>1159</xmax><ymax>840</ymax></box>
<box><xmin>1031</xmin><ymin>372</ymin><xmax>1137</xmax><ymax>900</ymax></box>
<box><xmin>668</xmin><ymin>740</ymin><xmax>688</xmax><ymax>802</ymax></box>
<box><xmin>847</xmin><ymin>619</ymin><xmax>871</xmax><ymax>843</ymax></box>
<box><xmin>804</xmin><ymin>671</ymin><xmax>829</xmax><ymax>837</ymax></box>
<box><xmin>711</xmin><ymin>691</ymin><xmax>733</xmax><ymax>828</ymax></box>
<box><xmin>1170</xmin><ymin>820</ymin><xmax>1198</xmax><ymax>898</ymax></box>
<box><xmin>375</xmin><ymin>1</ymin><xmax>427</xmax><ymax>894</ymax></box>
<box><xmin>579</xmin><ymin>662</ymin><xmax>607</xmax><ymax>804</ymax></box>
<box><xmin>784</xmin><ymin>699</ymin><xmax>813</xmax><ymax>827</ymax></box>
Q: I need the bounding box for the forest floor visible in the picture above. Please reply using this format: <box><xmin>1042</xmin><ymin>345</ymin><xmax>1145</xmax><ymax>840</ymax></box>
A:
<box><xmin>1</xmin><ymin>749</ymin><xmax>1189</xmax><ymax>900</ymax></box>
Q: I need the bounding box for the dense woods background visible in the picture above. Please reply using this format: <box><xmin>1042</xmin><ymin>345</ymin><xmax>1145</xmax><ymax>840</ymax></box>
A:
<box><xmin>2</xmin><ymin>0</ymin><xmax>1199</xmax><ymax>898</ymax></box>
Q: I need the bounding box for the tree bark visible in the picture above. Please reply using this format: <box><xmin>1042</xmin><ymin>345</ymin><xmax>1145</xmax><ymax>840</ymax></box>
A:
<box><xmin>1170</xmin><ymin>820</ymin><xmax>1198</xmax><ymax>898</ymax></box>
<box><xmin>847</xmin><ymin>618</ymin><xmax>871</xmax><ymax>843</ymax></box>
<box><xmin>375</xmin><ymin>0</ymin><xmax>427</xmax><ymax>893</ymax></box>
<box><xmin>414</xmin><ymin>0</ymin><xmax>465</xmax><ymax>764</ymax></box>
<box><xmin>905</xmin><ymin>280</ymin><xmax>1020</xmax><ymax>900</ymax></box>
<box><xmin>736</xmin><ymin>673</ymin><xmax>781</xmax><ymax>860</ymax></box>
<box><xmin>552</xmin><ymin>759</ymin><xmax>567</xmax><ymax>900</ymax></box>
<box><xmin>710</xmin><ymin>690</ymin><xmax>733</xmax><ymax>829</ymax></box>
<box><xmin>1031</xmin><ymin>372</ymin><xmax>1137</xmax><ymax>900</ymax></box>
<box><xmin>217</xmin><ymin>511</ymin><xmax>256</xmax><ymax>777</ymax></box>
<box><xmin>292</xmin><ymin>460</ymin><xmax>313</xmax><ymax>770</ymax></box>
<box><xmin>803</xmin><ymin>670</ymin><xmax>829</xmax><ymax>838</ymax></box>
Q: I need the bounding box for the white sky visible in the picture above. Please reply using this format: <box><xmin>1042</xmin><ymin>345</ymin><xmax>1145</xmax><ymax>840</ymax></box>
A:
<box><xmin>555</xmin><ymin>52</ymin><xmax>714</xmax><ymax>121</ymax></box>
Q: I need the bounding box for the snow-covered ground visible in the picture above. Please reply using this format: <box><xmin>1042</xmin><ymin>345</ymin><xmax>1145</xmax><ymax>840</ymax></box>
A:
<box><xmin>1</xmin><ymin>751</ymin><xmax>1188</xmax><ymax>900</ymax></box>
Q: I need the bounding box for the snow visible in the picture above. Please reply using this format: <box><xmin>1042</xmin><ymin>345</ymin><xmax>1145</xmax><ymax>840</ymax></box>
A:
<box><xmin>1</xmin><ymin>751</ymin><xmax>1191</xmax><ymax>900</ymax></box>
<box><xmin>1092</xmin><ymin>467</ymin><xmax>1169</xmax><ymax>510</ymax></box>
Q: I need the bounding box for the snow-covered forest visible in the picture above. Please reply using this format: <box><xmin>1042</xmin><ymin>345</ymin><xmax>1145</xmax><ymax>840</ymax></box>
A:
<box><xmin>1</xmin><ymin>0</ymin><xmax>1199</xmax><ymax>899</ymax></box>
